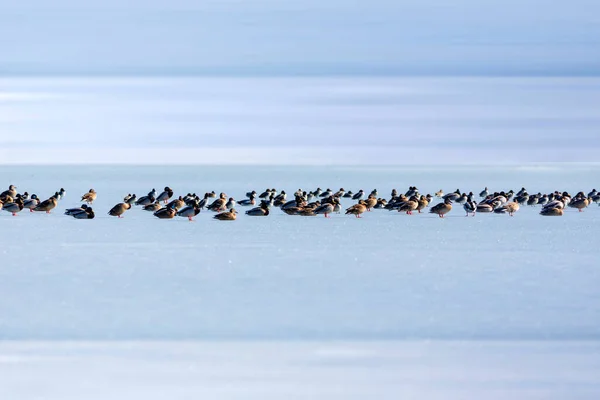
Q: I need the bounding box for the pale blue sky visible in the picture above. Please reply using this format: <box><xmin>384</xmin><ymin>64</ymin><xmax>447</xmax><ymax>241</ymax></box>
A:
<box><xmin>1</xmin><ymin>0</ymin><xmax>599</xmax><ymax>75</ymax></box>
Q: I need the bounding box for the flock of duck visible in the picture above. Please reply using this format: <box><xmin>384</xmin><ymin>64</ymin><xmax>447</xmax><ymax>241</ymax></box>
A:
<box><xmin>0</xmin><ymin>184</ymin><xmax>598</xmax><ymax>221</ymax></box>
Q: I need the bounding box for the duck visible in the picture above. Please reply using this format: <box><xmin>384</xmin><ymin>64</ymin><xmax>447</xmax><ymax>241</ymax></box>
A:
<box><xmin>143</xmin><ymin>201</ymin><xmax>162</xmax><ymax>212</ymax></box>
<box><xmin>226</xmin><ymin>197</ymin><xmax>237</xmax><ymax>210</ymax></box>
<box><xmin>23</xmin><ymin>194</ymin><xmax>40</xmax><ymax>212</ymax></box>
<box><xmin>3</xmin><ymin>197</ymin><xmax>24</xmax><ymax>216</ymax></box>
<box><xmin>65</xmin><ymin>204</ymin><xmax>88</xmax><ymax>215</ymax></box>
<box><xmin>246</xmin><ymin>203</ymin><xmax>270</xmax><ymax>216</ymax></box>
<box><xmin>374</xmin><ymin>198</ymin><xmax>388</xmax><ymax>209</ymax></box>
<box><xmin>429</xmin><ymin>198</ymin><xmax>452</xmax><ymax>218</ymax></box>
<box><xmin>34</xmin><ymin>197</ymin><xmax>58</xmax><ymax>213</ymax></box>
<box><xmin>81</xmin><ymin>189</ymin><xmax>97</xmax><ymax>204</ymax></box>
<box><xmin>345</xmin><ymin>201</ymin><xmax>367</xmax><ymax>218</ymax></box>
<box><xmin>443</xmin><ymin>190</ymin><xmax>461</xmax><ymax>202</ymax></box>
<box><xmin>298</xmin><ymin>208</ymin><xmax>317</xmax><ymax>216</ymax></box>
<box><xmin>259</xmin><ymin>189</ymin><xmax>272</xmax><ymax>199</ymax></box>
<box><xmin>125</xmin><ymin>194</ymin><xmax>137</xmax><ymax>205</ymax></box>
<box><xmin>71</xmin><ymin>207</ymin><xmax>95</xmax><ymax>219</ymax></box>
<box><xmin>370</xmin><ymin>189</ymin><xmax>378</xmax><ymax>198</ymax></box>
<box><xmin>405</xmin><ymin>186</ymin><xmax>419</xmax><ymax>197</ymax></box>
<box><xmin>135</xmin><ymin>190</ymin><xmax>156</xmax><ymax>206</ymax></box>
<box><xmin>214</xmin><ymin>208</ymin><xmax>237</xmax><ymax>221</ymax></box>
<box><xmin>463</xmin><ymin>196</ymin><xmax>476</xmax><ymax>216</ymax></box>
<box><xmin>207</xmin><ymin>191</ymin><xmax>217</xmax><ymax>198</ymax></box>
<box><xmin>363</xmin><ymin>196</ymin><xmax>377</xmax><ymax>211</ymax></box>
<box><xmin>416</xmin><ymin>196</ymin><xmax>430</xmax><ymax>213</ymax></box>
<box><xmin>398</xmin><ymin>196</ymin><xmax>419</xmax><ymax>215</ymax></box>
<box><xmin>166</xmin><ymin>196</ymin><xmax>186</xmax><ymax>211</ymax></box>
<box><xmin>313</xmin><ymin>199</ymin><xmax>338</xmax><ymax>218</ymax></box>
<box><xmin>540</xmin><ymin>207</ymin><xmax>563</xmax><ymax>216</ymax></box>
<box><xmin>207</xmin><ymin>193</ymin><xmax>227</xmax><ymax>212</ymax></box>
<box><xmin>57</xmin><ymin>188</ymin><xmax>66</xmax><ymax>201</ymax></box>
<box><xmin>108</xmin><ymin>202</ymin><xmax>131</xmax><ymax>218</ymax></box>
<box><xmin>479</xmin><ymin>187</ymin><xmax>489</xmax><ymax>198</ymax></box>
<box><xmin>333</xmin><ymin>188</ymin><xmax>345</xmax><ymax>198</ymax></box>
<box><xmin>153</xmin><ymin>207</ymin><xmax>177</xmax><ymax>219</ymax></box>
<box><xmin>156</xmin><ymin>186</ymin><xmax>174</xmax><ymax>204</ymax></box>
<box><xmin>238</xmin><ymin>194</ymin><xmax>256</xmax><ymax>207</ymax></box>
<box><xmin>435</xmin><ymin>189</ymin><xmax>444</xmax><ymax>198</ymax></box>
<box><xmin>568</xmin><ymin>196</ymin><xmax>590</xmax><ymax>212</ymax></box>
<box><xmin>320</xmin><ymin>188</ymin><xmax>333</xmax><ymax>198</ymax></box>
<box><xmin>343</xmin><ymin>191</ymin><xmax>354</xmax><ymax>198</ymax></box>
<box><xmin>352</xmin><ymin>190</ymin><xmax>365</xmax><ymax>201</ymax></box>
<box><xmin>476</xmin><ymin>201</ymin><xmax>499</xmax><ymax>213</ymax></box>
<box><xmin>494</xmin><ymin>201</ymin><xmax>520</xmax><ymax>216</ymax></box>
<box><xmin>177</xmin><ymin>205</ymin><xmax>201</xmax><ymax>221</ymax></box>
<box><xmin>0</xmin><ymin>185</ymin><xmax>17</xmax><ymax>201</ymax></box>
<box><xmin>246</xmin><ymin>190</ymin><xmax>257</xmax><ymax>199</ymax></box>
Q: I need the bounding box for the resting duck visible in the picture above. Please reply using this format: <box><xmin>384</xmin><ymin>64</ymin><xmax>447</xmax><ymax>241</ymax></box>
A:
<box><xmin>214</xmin><ymin>208</ymin><xmax>237</xmax><ymax>221</ymax></box>
<box><xmin>345</xmin><ymin>201</ymin><xmax>367</xmax><ymax>218</ymax></box>
<box><xmin>177</xmin><ymin>205</ymin><xmax>201</xmax><ymax>221</ymax></box>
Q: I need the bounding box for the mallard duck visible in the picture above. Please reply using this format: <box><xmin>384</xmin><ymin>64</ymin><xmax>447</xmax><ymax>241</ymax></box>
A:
<box><xmin>166</xmin><ymin>196</ymin><xmax>186</xmax><ymax>211</ymax></box>
<box><xmin>398</xmin><ymin>196</ymin><xmax>419</xmax><ymax>215</ymax></box>
<box><xmin>435</xmin><ymin>189</ymin><xmax>444</xmax><ymax>198</ymax></box>
<box><xmin>108</xmin><ymin>202</ymin><xmax>131</xmax><ymax>218</ymax></box>
<box><xmin>125</xmin><ymin>194</ymin><xmax>137</xmax><ymax>205</ymax></box>
<box><xmin>57</xmin><ymin>188</ymin><xmax>66</xmax><ymax>201</ymax></box>
<box><xmin>363</xmin><ymin>196</ymin><xmax>377</xmax><ymax>211</ymax></box>
<box><xmin>80</xmin><ymin>189</ymin><xmax>97</xmax><ymax>204</ymax></box>
<box><xmin>23</xmin><ymin>194</ymin><xmax>40</xmax><ymax>212</ymax></box>
<box><xmin>540</xmin><ymin>207</ymin><xmax>563</xmax><ymax>216</ymax></box>
<box><xmin>345</xmin><ymin>201</ymin><xmax>367</xmax><ymax>218</ymax></box>
<box><xmin>71</xmin><ymin>207</ymin><xmax>95</xmax><ymax>219</ymax></box>
<box><xmin>154</xmin><ymin>207</ymin><xmax>176</xmax><ymax>219</ymax></box>
<box><xmin>430</xmin><ymin>198</ymin><xmax>452</xmax><ymax>218</ymax></box>
<box><xmin>0</xmin><ymin>185</ymin><xmax>17</xmax><ymax>200</ymax></box>
<box><xmin>177</xmin><ymin>205</ymin><xmax>201</xmax><ymax>221</ymax></box>
<box><xmin>3</xmin><ymin>197</ymin><xmax>24</xmax><ymax>216</ymax></box>
<box><xmin>238</xmin><ymin>194</ymin><xmax>256</xmax><ymax>206</ymax></box>
<box><xmin>463</xmin><ymin>196</ymin><xmax>476</xmax><ymax>216</ymax></box>
<box><xmin>352</xmin><ymin>190</ymin><xmax>364</xmax><ymax>200</ymax></box>
<box><xmin>34</xmin><ymin>197</ymin><xmax>58</xmax><ymax>213</ymax></box>
<box><xmin>156</xmin><ymin>186</ymin><xmax>174</xmax><ymax>204</ymax></box>
<box><xmin>65</xmin><ymin>204</ymin><xmax>88</xmax><ymax>215</ymax></box>
<box><xmin>143</xmin><ymin>202</ymin><xmax>162</xmax><ymax>212</ymax></box>
<box><xmin>568</xmin><ymin>196</ymin><xmax>590</xmax><ymax>212</ymax></box>
<box><xmin>313</xmin><ymin>201</ymin><xmax>336</xmax><ymax>218</ymax></box>
<box><xmin>246</xmin><ymin>203</ymin><xmax>270</xmax><ymax>216</ymax></box>
<box><xmin>214</xmin><ymin>208</ymin><xmax>237</xmax><ymax>220</ymax></box>
<box><xmin>207</xmin><ymin>193</ymin><xmax>227</xmax><ymax>212</ymax></box>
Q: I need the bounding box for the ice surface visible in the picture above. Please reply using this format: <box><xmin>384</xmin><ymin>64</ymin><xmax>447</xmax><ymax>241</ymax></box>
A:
<box><xmin>1</xmin><ymin>165</ymin><xmax>599</xmax><ymax>398</ymax></box>
<box><xmin>1</xmin><ymin>341</ymin><xmax>600</xmax><ymax>400</ymax></box>
<box><xmin>1</xmin><ymin>165</ymin><xmax>599</xmax><ymax>340</ymax></box>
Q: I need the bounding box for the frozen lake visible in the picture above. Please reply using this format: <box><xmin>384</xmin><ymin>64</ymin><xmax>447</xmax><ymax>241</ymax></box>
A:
<box><xmin>1</xmin><ymin>164</ymin><xmax>599</xmax><ymax>398</ymax></box>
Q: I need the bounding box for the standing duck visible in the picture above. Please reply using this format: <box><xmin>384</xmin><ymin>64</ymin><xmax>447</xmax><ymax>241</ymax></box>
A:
<box><xmin>3</xmin><ymin>197</ymin><xmax>24</xmax><ymax>216</ymax></box>
<box><xmin>398</xmin><ymin>196</ymin><xmax>419</xmax><ymax>215</ymax></box>
<box><xmin>177</xmin><ymin>205</ymin><xmax>201</xmax><ymax>221</ymax></box>
<box><xmin>156</xmin><ymin>187</ymin><xmax>174</xmax><ymax>204</ymax></box>
<box><xmin>214</xmin><ymin>208</ymin><xmax>237</xmax><ymax>221</ymax></box>
<box><xmin>479</xmin><ymin>187</ymin><xmax>489</xmax><ymax>198</ymax></box>
<box><xmin>81</xmin><ymin>189</ymin><xmax>97</xmax><ymax>204</ymax></box>
<box><xmin>34</xmin><ymin>197</ymin><xmax>58</xmax><ymax>213</ymax></box>
<box><xmin>463</xmin><ymin>196</ymin><xmax>476</xmax><ymax>216</ymax></box>
<box><xmin>345</xmin><ymin>201</ymin><xmax>367</xmax><ymax>218</ymax></box>
<box><xmin>108</xmin><ymin>202</ymin><xmax>131</xmax><ymax>218</ymax></box>
<box><xmin>430</xmin><ymin>198</ymin><xmax>453</xmax><ymax>218</ymax></box>
<box><xmin>568</xmin><ymin>195</ymin><xmax>590</xmax><ymax>212</ymax></box>
<box><xmin>23</xmin><ymin>194</ymin><xmax>40</xmax><ymax>212</ymax></box>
